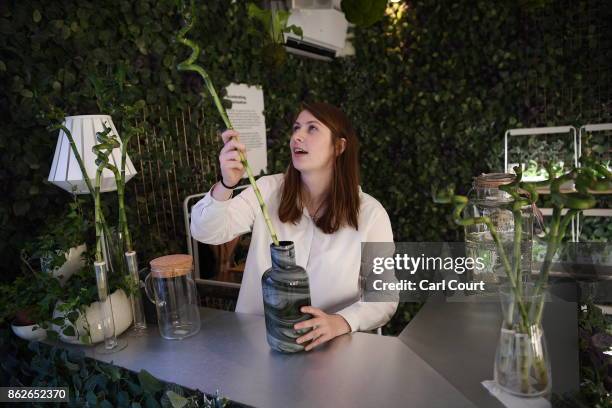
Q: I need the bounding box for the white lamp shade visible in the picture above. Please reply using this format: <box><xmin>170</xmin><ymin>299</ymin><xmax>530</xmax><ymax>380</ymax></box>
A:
<box><xmin>48</xmin><ymin>115</ymin><xmax>137</xmax><ymax>194</ymax></box>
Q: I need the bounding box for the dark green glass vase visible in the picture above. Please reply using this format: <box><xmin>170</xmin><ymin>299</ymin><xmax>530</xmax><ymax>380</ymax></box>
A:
<box><xmin>262</xmin><ymin>241</ymin><xmax>312</xmax><ymax>353</ymax></box>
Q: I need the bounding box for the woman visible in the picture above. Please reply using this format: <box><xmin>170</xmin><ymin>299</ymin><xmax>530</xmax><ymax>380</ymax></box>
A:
<box><xmin>191</xmin><ymin>102</ymin><xmax>397</xmax><ymax>351</ymax></box>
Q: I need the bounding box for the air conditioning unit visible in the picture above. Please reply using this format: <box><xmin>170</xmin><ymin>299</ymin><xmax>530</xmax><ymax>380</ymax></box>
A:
<box><xmin>290</xmin><ymin>0</ymin><xmax>341</xmax><ymax>10</ymax></box>
<box><xmin>284</xmin><ymin>7</ymin><xmax>349</xmax><ymax>61</ymax></box>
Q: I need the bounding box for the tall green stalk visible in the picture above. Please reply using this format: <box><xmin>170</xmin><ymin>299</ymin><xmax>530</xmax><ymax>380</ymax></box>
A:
<box><xmin>94</xmin><ymin>167</ymin><xmax>104</xmax><ymax>263</ymax></box>
<box><xmin>50</xmin><ymin>124</ymin><xmax>113</xmax><ymax>246</ymax></box>
<box><xmin>118</xmin><ymin>128</ymin><xmax>132</xmax><ymax>252</ymax></box>
<box><xmin>176</xmin><ymin>0</ymin><xmax>279</xmax><ymax>246</ymax></box>
<box><xmin>91</xmin><ymin>123</ymin><xmax>134</xmax><ymax>253</ymax></box>
<box><xmin>92</xmin><ymin>127</ymin><xmax>120</xmax><ymax>262</ymax></box>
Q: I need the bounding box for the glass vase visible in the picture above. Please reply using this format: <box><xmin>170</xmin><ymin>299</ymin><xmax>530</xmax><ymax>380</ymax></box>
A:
<box><xmin>94</xmin><ymin>260</ymin><xmax>128</xmax><ymax>354</ymax></box>
<box><xmin>494</xmin><ymin>283</ymin><xmax>551</xmax><ymax>397</ymax></box>
<box><xmin>125</xmin><ymin>251</ymin><xmax>147</xmax><ymax>335</ymax></box>
<box><xmin>261</xmin><ymin>241</ymin><xmax>312</xmax><ymax>353</ymax></box>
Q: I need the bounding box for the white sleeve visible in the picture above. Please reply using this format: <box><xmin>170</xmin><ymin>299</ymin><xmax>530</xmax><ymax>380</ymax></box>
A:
<box><xmin>335</xmin><ymin>206</ymin><xmax>399</xmax><ymax>333</ymax></box>
<box><xmin>190</xmin><ymin>177</ymin><xmax>270</xmax><ymax>245</ymax></box>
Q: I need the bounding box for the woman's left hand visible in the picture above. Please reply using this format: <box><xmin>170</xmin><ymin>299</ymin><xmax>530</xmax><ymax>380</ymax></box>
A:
<box><xmin>294</xmin><ymin>306</ymin><xmax>351</xmax><ymax>351</ymax></box>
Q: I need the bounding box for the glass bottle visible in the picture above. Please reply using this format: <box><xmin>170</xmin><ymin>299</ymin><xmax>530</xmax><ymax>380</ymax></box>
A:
<box><xmin>261</xmin><ymin>241</ymin><xmax>312</xmax><ymax>353</ymax></box>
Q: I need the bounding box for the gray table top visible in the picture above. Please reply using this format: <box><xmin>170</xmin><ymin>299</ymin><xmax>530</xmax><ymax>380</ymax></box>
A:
<box><xmin>399</xmin><ymin>289</ymin><xmax>579</xmax><ymax>408</ymax></box>
<box><xmin>60</xmin><ymin>307</ymin><xmax>476</xmax><ymax>408</ymax></box>
<box><xmin>53</xmin><ymin>284</ymin><xmax>579</xmax><ymax>408</ymax></box>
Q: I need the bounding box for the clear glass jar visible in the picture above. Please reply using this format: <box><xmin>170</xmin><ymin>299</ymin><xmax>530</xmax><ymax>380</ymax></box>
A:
<box><xmin>145</xmin><ymin>254</ymin><xmax>201</xmax><ymax>340</ymax></box>
<box><xmin>464</xmin><ymin>173</ymin><xmax>534</xmax><ymax>289</ymax></box>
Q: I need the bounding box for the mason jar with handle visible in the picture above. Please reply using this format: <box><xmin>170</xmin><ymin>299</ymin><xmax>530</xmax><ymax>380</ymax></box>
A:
<box><xmin>145</xmin><ymin>254</ymin><xmax>201</xmax><ymax>340</ymax></box>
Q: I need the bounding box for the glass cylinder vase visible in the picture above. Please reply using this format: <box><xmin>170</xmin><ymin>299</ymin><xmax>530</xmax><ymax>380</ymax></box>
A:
<box><xmin>94</xmin><ymin>260</ymin><xmax>128</xmax><ymax>354</ymax></box>
<box><xmin>261</xmin><ymin>241</ymin><xmax>313</xmax><ymax>353</ymax></box>
<box><xmin>494</xmin><ymin>283</ymin><xmax>551</xmax><ymax>397</ymax></box>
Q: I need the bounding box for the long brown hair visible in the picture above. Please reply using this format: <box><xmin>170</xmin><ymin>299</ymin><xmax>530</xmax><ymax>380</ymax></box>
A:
<box><xmin>278</xmin><ymin>102</ymin><xmax>360</xmax><ymax>233</ymax></box>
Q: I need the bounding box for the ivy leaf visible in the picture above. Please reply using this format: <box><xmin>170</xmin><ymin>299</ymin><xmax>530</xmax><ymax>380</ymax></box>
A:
<box><xmin>138</xmin><ymin>369</ymin><xmax>163</xmax><ymax>395</ymax></box>
<box><xmin>127</xmin><ymin>380</ymin><xmax>142</xmax><ymax>397</ymax></box>
<box><xmin>62</xmin><ymin>325</ymin><xmax>75</xmax><ymax>337</ymax></box>
<box><xmin>166</xmin><ymin>391</ymin><xmax>188</xmax><ymax>408</ymax></box>
<box><xmin>145</xmin><ymin>394</ymin><xmax>162</xmax><ymax>408</ymax></box>
<box><xmin>46</xmin><ymin>330</ymin><xmax>59</xmax><ymax>341</ymax></box>
<box><xmin>27</xmin><ymin>341</ymin><xmax>40</xmax><ymax>353</ymax></box>
<box><xmin>85</xmin><ymin>373</ymin><xmax>107</xmax><ymax>392</ymax></box>
<box><xmin>103</xmin><ymin>364</ymin><xmax>122</xmax><ymax>382</ymax></box>
<box><xmin>12</xmin><ymin>201</ymin><xmax>30</xmax><ymax>216</ymax></box>
<box><xmin>100</xmin><ymin>400</ymin><xmax>114</xmax><ymax>408</ymax></box>
<box><xmin>86</xmin><ymin>390</ymin><xmax>97</xmax><ymax>406</ymax></box>
<box><xmin>71</xmin><ymin>373</ymin><xmax>82</xmax><ymax>390</ymax></box>
<box><xmin>117</xmin><ymin>391</ymin><xmax>130</xmax><ymax>407</ymax></box>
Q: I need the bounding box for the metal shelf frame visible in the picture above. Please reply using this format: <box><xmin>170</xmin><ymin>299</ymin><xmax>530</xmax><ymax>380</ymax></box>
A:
<box><xmin>504</xmin><ymin>126</ymin><xmax>579</xmax><ymax>241</ymax></box>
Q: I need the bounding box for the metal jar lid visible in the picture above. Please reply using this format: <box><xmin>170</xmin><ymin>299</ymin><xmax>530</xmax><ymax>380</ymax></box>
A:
<box><xmin>150</xmin><ymin>254</ymin><xmax>193</xmax><ymax>278</ymax></box>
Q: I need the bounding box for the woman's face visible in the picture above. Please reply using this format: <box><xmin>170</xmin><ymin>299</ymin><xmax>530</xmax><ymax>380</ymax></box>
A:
<box><xmin>290</xmin><ymin>110</ymin><xmax>336</xmax><ymax>173</ymax></box>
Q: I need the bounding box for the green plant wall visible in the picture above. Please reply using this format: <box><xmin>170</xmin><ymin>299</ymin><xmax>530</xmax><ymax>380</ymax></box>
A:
<box><xmin>1</xmin><ymin>0</ymin><xmax>610</xmax><ymax>281</ymax></box>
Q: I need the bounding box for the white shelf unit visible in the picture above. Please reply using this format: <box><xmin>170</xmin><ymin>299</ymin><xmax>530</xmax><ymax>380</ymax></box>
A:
<box><xmin>504</xmin><ymin>126</ymin><xmax>579</xmax><ymax>241</ymax></box>
<box><xmin>577</xmin><ymin>123</ymin><xmax>612</xmax><ymax>240</ymax></box>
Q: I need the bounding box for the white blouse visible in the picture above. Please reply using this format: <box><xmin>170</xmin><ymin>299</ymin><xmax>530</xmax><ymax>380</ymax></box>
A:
<box><xmin>190</xmin><ymin>173</ymin><xmax>398</xmax><ymax>332</ymax></box>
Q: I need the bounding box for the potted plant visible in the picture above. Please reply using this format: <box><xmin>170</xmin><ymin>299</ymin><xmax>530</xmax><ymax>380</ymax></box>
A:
<box><xmin>25</xmin><ymin>198</ymin><xmax>89</xmax><ymax>286</ymax></box>
<box><xmin>50</xmin><ymin>260</ymin><xmax>135</xmax><ymax>345</ymax></box>
<box><xmin>2</xmin><ymin>243</ymin><xmax>135</xmax><ymax>345</ymax></box>
<box><xmin>247</xmin><ymin>2</ymin><xmax>303</xmax><ymax>69</ymax></box>
<box><xmin>0</xmin><ymin>271</ymin><xmax>61</xmax><ymax>341</ymax></box>
<box><xmin>435</xmin><ymin>157</ymin><xmax>611</xmax><ymax>397</ymax></box>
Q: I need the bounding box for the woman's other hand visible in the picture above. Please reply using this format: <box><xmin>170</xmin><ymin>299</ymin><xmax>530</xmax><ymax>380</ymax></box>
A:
<box><xmin>294</xmin><ymin>306</ymin><xmax>351</xmax><ymax>351</ymax></box>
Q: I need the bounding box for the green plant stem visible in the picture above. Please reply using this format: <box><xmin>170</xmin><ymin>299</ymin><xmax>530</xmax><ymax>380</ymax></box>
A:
<box><xmin>94</xmin><ymin>168</ymin><xmax>104</xmax><ymax>263</ymax></box>
<box><xmin>177</xmin><ymin>0</ymin><xmax>279</xmax><ymax>247</ymax></box>
<box><xmin>448</xmin><ymin>195</ymin><xmax>529</xmax><ymax>328</ymax></box>
<box><xmin>484</xmin><ymin>218</ymin><xmax>529</xmax><ymax>331</ymax></box>
<box><xmin>119</xmin><ymin>135</ymin><xmax>133</xmax><ymax>252</ymax></box>
<box><xmin>533</xmin><ymin>208</ymin><xmax>579</xmax><ymax>326</ymax></box>
<box><xmin>92</xmin><ymin>127</ymin><xmax>120</xmax><ymax>264</ymax></box>
<box><xmin>512</xmin><ymin>204</ymin><xmax>523</xmax><ymax>297</ymax></box>
<box><xmin>55</xmin><ymin>124</ymin><xmax>112</xmax><ymax>240</ymax></box>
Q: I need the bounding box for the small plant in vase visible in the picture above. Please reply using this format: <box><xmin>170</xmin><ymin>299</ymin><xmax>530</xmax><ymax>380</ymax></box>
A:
<box><xmin>434</xmin><ymin>157</ymin><xmax>611</xmax><ymax>397</ymax></box>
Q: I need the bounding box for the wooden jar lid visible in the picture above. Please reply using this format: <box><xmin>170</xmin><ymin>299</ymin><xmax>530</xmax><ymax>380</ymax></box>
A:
<box><xmin>474</xmin><ymin>173</ymin><xmax>515</xmax><ymax>188</ymax></box>
<box><xmin>150</xmin><ymin>254</ymin><xmax>193</xmax><ymax>278</ymax></box>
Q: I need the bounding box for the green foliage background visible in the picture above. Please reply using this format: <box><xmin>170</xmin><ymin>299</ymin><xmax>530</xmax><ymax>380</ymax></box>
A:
<box><xmin>1</xmin><ymin>0</ymin><xmax>610</xmax><ymax>281</ymax></box>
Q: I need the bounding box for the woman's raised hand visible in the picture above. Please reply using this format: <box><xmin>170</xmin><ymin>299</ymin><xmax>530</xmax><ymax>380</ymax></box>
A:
<box><xmin>219</xmin><ymin>129</ymin><xmax>247</xmax><ymax>187</ymax></box>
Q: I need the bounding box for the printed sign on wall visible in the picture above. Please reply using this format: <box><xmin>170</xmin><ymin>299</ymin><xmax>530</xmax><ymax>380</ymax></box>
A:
<box><xmin>225</xmin><ymin>83</ymin><xmax>267</xmax><ymax>177</ymax></box>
